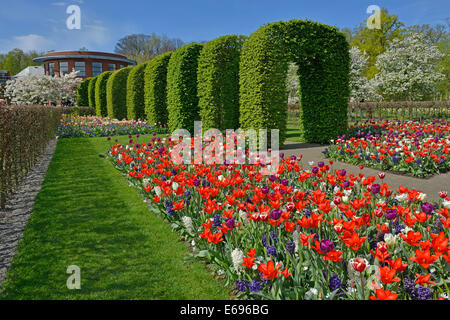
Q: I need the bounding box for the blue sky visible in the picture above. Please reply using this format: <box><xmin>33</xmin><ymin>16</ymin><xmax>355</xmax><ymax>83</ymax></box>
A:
<box><xmin>0</xmin><ymin>0</ymin><xmax>448</xmax><ymax>54</ymax></box>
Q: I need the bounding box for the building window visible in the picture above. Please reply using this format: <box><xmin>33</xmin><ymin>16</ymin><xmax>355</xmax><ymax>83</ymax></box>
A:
<box><xmin>74</xmin><ymin>61</ymin><xmax>85</xmax><ymax>77</ymax></box>
<box><xmin>59</xmin><ymin>61</ymin><xmax>69</xmax><ymax>75</ymax></box>
<box><xmin>108</xmin><ymin>63</ymin><xmax>116</xmax><ymax>71</ymax></box>
<box><xmin>119</xmin><ymin>64</ymin><xmax>124</xmax><ymax>69</ymax></box>
<box><xmin>48</xmin><ymin>62</ymin><xmax>55</xmax><ymax>76</ymax></box>
<box><xmin>92</xmin><ymin>62</ymin><xmax>102</xmax><ymax>76</ymax></box>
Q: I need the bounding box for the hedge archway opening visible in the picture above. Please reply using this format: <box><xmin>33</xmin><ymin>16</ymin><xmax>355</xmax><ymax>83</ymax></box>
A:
<box><xmin>239</xmin><ymin>20</ymin><xmax>350</xmax><ymax>144</ymax></box>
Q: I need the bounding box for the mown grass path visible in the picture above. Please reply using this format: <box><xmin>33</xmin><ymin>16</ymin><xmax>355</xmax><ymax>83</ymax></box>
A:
<box><xmin>0</xmin><ymin>135</ymin><xmax>229</xmax><ymax>299</ymax></box>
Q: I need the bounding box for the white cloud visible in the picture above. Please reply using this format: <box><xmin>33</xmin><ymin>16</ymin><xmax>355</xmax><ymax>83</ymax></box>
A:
<box><xmin>0</xmin><ymin>34</ymin><xmax>55</xmax><ymax>53</ymax></box>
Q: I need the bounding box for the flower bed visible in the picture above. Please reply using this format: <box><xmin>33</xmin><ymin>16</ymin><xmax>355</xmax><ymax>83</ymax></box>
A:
<box><xmin>107</xmin><ymin>134</ymin><xmax>449</xmax><ymax>300</ymax></box>
<box><xmin>56</xmin><ymin>115</ymin><xmax>168</xmax><ymax>138</ymax></box>
<box><xmin>324</xmin><ymin>119</ymin><xmax>450</xmax><ymax>178</ymax></box>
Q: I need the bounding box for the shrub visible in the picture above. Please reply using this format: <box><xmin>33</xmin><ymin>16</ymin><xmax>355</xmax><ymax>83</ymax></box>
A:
<box><xmin>126</xmin><ymin>62</ymin><xmax>148</xmax><ymax>120</ymax></box>
<box><xmin>95</xmin><ymin>71</ymin><xmax>113</xmax><ymax>117</ymax></box>
<box><xmin>144</xmin><ymin>52</ymin><xmax>172</xmax><ymax>125</ymax></box>
<box><xmin>88</xmin><ymin>76</ymin><xmax>98</xmax><ymax>109</ymax></box>
<box><xmin>197</xmin><ymin>35</ymin><xmax>245</xmax><ymax>131</ymax></box>
<box><xmin>106</xmin><ymin>67</ymin><xmax>133</xmax><ymax>120</ymax></box>
<box><xmin>167</xmin><ymin>43</ymin><xmax>203</xmax><ymax>133</ymax></box>
<box><xmin>239</xmin><ymin>20</ymin><xmax>350</xmax><ymax>144</ymax></box>
<box><xmin>76</xmin><ymin>78</ymin><xmax>91</xmax><ymax>106</ymax></box>
<box><xmin>0</xmin><ymin>105</ymin><xmax>62</xmax><ymax>209</ymax></box>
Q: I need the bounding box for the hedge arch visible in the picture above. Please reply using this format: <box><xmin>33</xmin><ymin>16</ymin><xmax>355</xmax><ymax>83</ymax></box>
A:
<box><xmin>126</xmin><ymin>62</ymin><xmax>148</xmax><ymax>120</ymax></box>
<box><xmin>106</xmin><ymin>66</ymin><xmax>133</xmax><ymax>120</ymax></box>
<box><xmin>144</xmin><ymin>52</ymin><xmax>171</xmax><ymax>125</ymax></box>
<box><xmin>167</xmin><ymin>43</ymin><xmax>204</xmax><ymax>133</ymax></box>
<box><xmin>197</xmin><ymin>35</ymin><xmax>246</xmax><ymax>131</ymax></box>
<box><xmin>95</xmin><ymin>71</ymin><xmax>113</xmax><ymax>117</ymax></box>
<box><xmin>239</xmin><ymin>20</ymin><xmax>350</xmax><ymax>144</ymax></box>
<box><xmin>76</xmin><ymin>77</ymin><xmax>91</xmax><ymax>106</ymax></box>
<box><xmin>87</xmin><ymin>76</ymin><xmax>98</xmax><ymax>110</ymax></box>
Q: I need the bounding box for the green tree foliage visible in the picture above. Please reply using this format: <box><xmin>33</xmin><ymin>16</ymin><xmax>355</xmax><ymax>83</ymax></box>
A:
<box><xmin>0</xmin><ymin>49</ymin><xmax>40</xmax><ymax>75</ymax></box>
<box><xmin>166</xmin><ymin>43</ymin><xmax>203</xmax><ymax>133</ymax></box>
<box><xmin>88</xmin><ymin>76</ymin><xmax>97</xmax><ymax>110</ymax></box>
<box><xmin>144</xmin><ymin>52</ymin><xmax>172</xmax><ymax>125</ymax></box>
<box><xmin>95</xmin><ymin>71</ymin><xmax>113</xmax><ymax>117</ymax></box>
<box><xmin>197</xmin><ymin>35</ymin><xmax>246</xmax><ymax>131</ymax></box>
<box><xmin>76</xmin><ymin>78</ymin><xmax>91</xmax><ymax>106</ymax></box>
<box><xmin>351</xmin><ymin>7</ymin><xmax>406</xmax><ymax>79</ymax></box>
<box><xmin>126</xmin><ymin>62</ymin><xmax>148</xmax><ymax>120</ymax></box>
<box><xmin>239</xmin><ymin>20</ymin><xmax>350</xmax><ymax>144</ymax></box>
<box><xmin>106</xmin><ymin>66</ymin><xmax>133</xmax><ymax>120</ymax></box>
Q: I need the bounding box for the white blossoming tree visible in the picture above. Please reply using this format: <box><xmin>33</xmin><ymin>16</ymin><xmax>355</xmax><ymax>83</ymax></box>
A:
<box><xmin>372</xmin><ymin>32</ymin><xmax>445</xmax><ymax>101</ymax></box>
<box><xmin>4</xmin><ymin>70</ymin><xmax>82</xmax><ymax>106</ymax></box>
<box><xmin>349</xmin><ymin>47</ymin><xmax>382</xmax><ymax>102</ymax></box>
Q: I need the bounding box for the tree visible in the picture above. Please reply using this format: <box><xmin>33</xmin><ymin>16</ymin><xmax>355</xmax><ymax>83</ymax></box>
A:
<box><xmin>0</xmin><ymin>48</ymin><xmax>40</xmax><ymax>75</ymax></box>
<box><xmin>351</xmin><ymin>7</ymin><xmax>406</xmax><ymax>79</ymax></box>
<box><xmin>114</xmin><ymin>33</ymin><xmax>184</xmax><ymax>63</ymax></box>
<box><xmin>372</xmin><ymin>32</ymin><xmax>445</xmax><ymax>101</ymax></box>
<box><xmin>349</xmin><ymin>47</ymin><xmax>381</xmax><ymax>102</ymax></box>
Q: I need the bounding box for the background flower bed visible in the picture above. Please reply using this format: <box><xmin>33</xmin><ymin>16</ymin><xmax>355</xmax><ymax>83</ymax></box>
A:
<box><xmin>56</xmin><ymin>115</ymin><xmax>168</xmax><ymax>138</ymax></box>
<box><xmin>107</xmin><ymin>135</ymin><xmax>450</xmax><ymax>300</ymax></box>
<box><xmin>324</xmin><ymin>119</ymin><xmax>449</xmax><ymax>178</ymax></box>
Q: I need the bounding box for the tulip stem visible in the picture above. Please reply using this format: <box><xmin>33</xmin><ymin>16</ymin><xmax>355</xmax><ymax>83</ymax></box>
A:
<box><xmin>360</xmin><ymin>272</ymin><xmax>365</xmax><ymax>300</ymax></box>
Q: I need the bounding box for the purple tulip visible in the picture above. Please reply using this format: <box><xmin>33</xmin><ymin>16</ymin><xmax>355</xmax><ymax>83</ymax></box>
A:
<box><xmin>371</xmin><ymin>183</ymin><xmax>381</xmax><ymax>194</ymax></box>
<box><xmin>261</xmin><ymin>186</ymin><xmax>270</xmax><ymax>194</ymax></box>
<box><xmin>339</xmin><ymin>169</ymin><xmax>346</xmax><ymax>176</ymax></box>
<box><xmin>270</xmin><ymin>209</ymin><xmax>282</xmax><ymax>220</ymax></box>
<box><xmin>225</xmin><ymin>218</ymin><xmax>235</xmax><ymax>229</ymax></box>
<box><xmin>421</xmin><ymin>203</ymin><xmax>434</xmax><ymax>215</ymax></box>
<box><xmin>312</xmin><ymin>166</ymin><xmax>319</xmax><ymax>174</ymax></box>
<box><xmin>281</xmin><ymin>179</ymin><xmax>289</xmax><ymax>186</ymax></box>
<box><xmin>320</xmin><ymin>239</ymin><xmax>335</xmax><ymax>253</ymax></box>
<box><xmin>318</xmin><ymin>161</ymin><xmax>324</xmax><ymax>168</ymax></box>
<box><xmin>385</xmin><ymin>209</ymin><xmax>398</xmax><ymax>220</ymax></box>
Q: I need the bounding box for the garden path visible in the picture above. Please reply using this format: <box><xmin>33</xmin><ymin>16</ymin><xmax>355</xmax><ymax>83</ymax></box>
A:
<box><xmin>281</xmin><ymin>141</ymin><xmax>450</xmax><ymax>203</ymax></box>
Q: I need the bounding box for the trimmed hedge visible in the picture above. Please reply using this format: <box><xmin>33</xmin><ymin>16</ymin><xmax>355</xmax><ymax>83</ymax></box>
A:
<box><xmin>76</xmin><ymin>78</ymin><xmax>91</xmax><ymax>106</ymax></box>
<box><xmin>144</xmin><ymin>52</ymin><xmax>172</xmax><ymax>125</ymax></box>
<box><xmin>197</xmin><ymin>35</ymin><xmax>245</xmax><ymax>131</ymax></box>
<box><xmin>239</xmin><ymin>20</ymin><xmax>350</xmax><ymax>144</ymax></box>
<box><xmin>87</xmin><ymin>76</ymin><xmax>98</xmax><ymax>110</ymax></box>
<box><xmin>126</xmin><ymin>62</ymin><xmax>148</xmax><ymax>120</ymax></box>
<box><xmin>106</xmin><ymin>66</ymin><xmax>133</xmax><ymax>120</ymax></box>
<box><xmin>0</xmin><ymin>105</ymin><xmax>62</xmax><ymax>209</ymax></box>
<box><xmin>95</xmin><ymin>71</ymin><xmax>113</xmax><ymax>117</ymax></box>
<box><xmin>167</xmin><ymin>43</ymin><xmax>204</xmax><ymax>133</ymax></box>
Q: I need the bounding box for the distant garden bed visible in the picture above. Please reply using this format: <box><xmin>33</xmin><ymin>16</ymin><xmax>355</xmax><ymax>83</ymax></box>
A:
<box><xmin>324</xmin><ymin>119</ymin><xmax>450</xmax><ymax>178</ymax></box>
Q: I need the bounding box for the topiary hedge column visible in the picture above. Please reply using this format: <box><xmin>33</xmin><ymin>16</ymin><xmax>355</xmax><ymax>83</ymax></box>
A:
<box><xmin>144</xmin><ymin>52</ymin><xmax>172</xmax><ymax>126</ymax></box>
<box><xmin>94</xmin><ymin>71</ymin><xmax>113</xmax><ymax>117</ymax></box>
<box><xmin>88</xmin><ymin>76</ymin><xmax>98</xmax><ymax>110</ymax></box>
<box><xmin>197</xmin><ymin>35</ymin><xmax>246</xmax><ymax>131</ymax></box>
<box><xmin>76</xmin><ymin>78</ymin><xmax>91</xmax><ymax>106</ymax></box>
<box><xmin>106</xmin><ymin>66</ymin><xmax>133</xmax><ymax>120</ymax></box>
<box><xmin>127</xmin><ymin>62</ymin><xmax>148</xmax><ymax>120</ymax></box>
<box><xmin>167</xmin><ymin>43</ymin><xmax>204</xmax><ymax>133</ymax></box>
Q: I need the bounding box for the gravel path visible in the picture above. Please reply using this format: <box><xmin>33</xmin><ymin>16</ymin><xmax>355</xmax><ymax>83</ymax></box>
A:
<box><xmin>0</xmin><ymin>138</ymin><xmax>58</xmax><ymax>287</ymax></box>
<box><xmin>281</xmin><ymin>141</ymin><xmax>450</xmax><ymax>203</ymax></box>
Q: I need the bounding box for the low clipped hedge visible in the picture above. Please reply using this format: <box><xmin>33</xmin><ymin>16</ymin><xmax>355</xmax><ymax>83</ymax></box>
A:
<box><xmin>76</xmin><ymin>78</ymin><xmax>91</xmax><ymax>106</ymax></box>
<box><xmin>167</xmin><ymin>43</ymin><xmax>204</xmax><ymax>133</ymax></box>
<box><xmin>127</xmin><ymin>62</ymin><xmax>148</xmax><ymax>120</ymax></box>
<box><xmin>197</xmin><ymin>35</ymin><xmax>245</xmax><ymax>131</ymax></box>
<box><xmin>144</xmin><ymin>52</ymin><xmax>172</xmax><ymax>125</ymax></box>
<box><xmin>95</xmin><ymin>71</ymin><xmax>113</xmax><ymax>117</ymax></box>
<box><xmin>87</xmin><ymin>76</ymin><xmax>98</xmax><ymax>110</ymax></box>
<box><xmin>239</xmin><ymin>20</ymin><xmax>350</xmax><ymax>144</ymax></box>
<box><xmin>106</xmin><ymin>66</ymin><xmax>133</xmax><ymax>120</ymax></box>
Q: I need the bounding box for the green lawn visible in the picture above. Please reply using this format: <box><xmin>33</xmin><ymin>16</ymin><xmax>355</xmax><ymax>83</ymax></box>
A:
<box><xmin>0</xmin><ymin>134</ymin><xmax>230</xmax><ymax>300</ymax></box>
